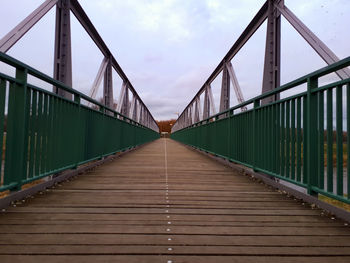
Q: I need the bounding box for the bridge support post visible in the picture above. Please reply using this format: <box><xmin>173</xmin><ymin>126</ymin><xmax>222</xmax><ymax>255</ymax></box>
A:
<box><xmin>194</xmin><ymin>97</ymin><xmax>201</xmax><ymax>123</ymax></box>
<box><xmin>203</xmin><ymin>85</ymin><xmax>210</xmax><ymax>120</ymax></box>
<box><xmin>117</xmin><ymin>82</ymin><xmax>130</xmax><ymax>118</ymax></box>
<box><xmin>188</xmin><ymin>105</ymin><xmax>193</xmax><ymax>126</ymax></box>
<box><xmin>220</xmin><ymin>62</ymin><xmax>230</xmax><ymax>117</ymax></box>
<box><xmin>53</xmin><ymin>0</ymin><xmax>72</xmax><ymax>99</ymax></box>
<box><xmin>262</xmin><ymin>0</ymin><xmax>282</xmax><ymax>105</ymax></box>
<box><xmin>306</xmin><ymin>77</ymin><xmax>318</xmax><ymax>196</ymax></box>
<box><xmin>103</xmin><ymin>57</ymin><xmax>113</xmax><ymax>109</ymax></box>
<box><xmin>203</xmin><ymin>84</ymin><xmax>216</xmax><ymax>120</ymax></box>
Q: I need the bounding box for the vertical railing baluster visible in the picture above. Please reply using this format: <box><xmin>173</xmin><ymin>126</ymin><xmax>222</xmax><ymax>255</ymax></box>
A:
<box><xmin>286</xmin><ymin>100</ymin><xmax>290</xmax><ymax>179</ymax></box>
<box><xmin>336</xmin><ymin>85</ymin><xmax>343</xmax><ymax>196</ymax></box>
<box><xmin>347</xmin><ymin>83</ymin><xmax>350</xmax><ymax>200</ymax></box>
<box><xmin>276</xmin><ymin>103</ymin><xmax>280</xmax><ymax>176</ymax></box>
<box><xmin>291</xmin><ymin>99</ymin><xmax>296</xmax><ymax>180</ymax></box>
<box><xmin>281</xmin><ymin>102</ymin><xmax>285</xmax><ymax>178</ymax></box>
<box><xmin>303</xmin><ymin>95</ymin><xmax>307</xmax><ymax>184</ymax></box>
<box><xmin>327</xmin><ymin>88</ymin><xmax>333</xmax><ymax>192</ymax></box>
<box><xmin>0</xmin><ymin>79</ymin><xmax>6</xmax><ymax>182</ymax></box>
<box><xmin>297</xmin><ymin>97</ymin><xmax>301</xmax><ymax>182</ymax></box>
<box><xmin>318</xmin><ymin>91</ymin><xmax>324</xmax><ymax>189</ymax></box>
<box><xmin>306</xmin><ymin>77</ymin><xmax>318</xmax><ymax>195</ymax></box>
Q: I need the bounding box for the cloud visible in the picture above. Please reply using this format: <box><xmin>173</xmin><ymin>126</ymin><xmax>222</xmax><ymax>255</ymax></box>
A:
<box><xmin>144</xmin><ymin>54</ymin><xmax>163</xmax><ymax>63</ymax></box>
<box><xmin>95</xmin><ymin>0</ymin><xmax>194</xmax><ymax>42</ymax></box>
<box><xmin>1</xmin><ymin>0</ymin><xmax>349</xmax><ymax>121</ymax></box>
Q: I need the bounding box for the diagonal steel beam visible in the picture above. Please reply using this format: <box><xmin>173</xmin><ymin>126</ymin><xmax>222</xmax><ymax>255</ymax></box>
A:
<box><xmin>276</xmin><ymin>3</ymin><xmax>350</xmax><ymax>79</ymax></box>
<box><xmin>88</xmin><ymin>57</ymin><xmax>108</xmax><ymax>105</ymax></box>
<box><xmin>203</xmin><ymin>84</ymin><xmax>216</xmax><ymax>119</ymax></box>
<box><xmin>129</xmin><ymin>95</ymin><xmax>136</xmax><ymax>120</ymax></box>
<box><xmin>208</xmin><ymin>85</ymin><xmax>216</xmax><ymax>116</ymax></box>
<box><xmin>226</xmin><ymin>62</ymin><xmax>247</xmax><ymax>111</ymax></box>
<box><xmin>117</xmin><ymin>81</ymin><xmax>127</xmax><ymax>114</ymax></box>
<box><xmin>0</xmin><ymin>0</ymin><xmax>58</xmax><ymax>53</ymax></box>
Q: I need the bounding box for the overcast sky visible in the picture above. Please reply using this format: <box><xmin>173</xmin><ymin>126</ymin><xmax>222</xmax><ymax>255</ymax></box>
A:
<box><xmin>0</xmin><ymin>0</ymin><xmax>349</xmax><ymax>120</ymax></box>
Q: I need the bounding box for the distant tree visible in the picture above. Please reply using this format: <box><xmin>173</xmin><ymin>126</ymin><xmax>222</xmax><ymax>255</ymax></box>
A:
<box><xmin>157</xmin><ymin>119</ymin><xmax>176</xmax><ymax>133</ymax></box>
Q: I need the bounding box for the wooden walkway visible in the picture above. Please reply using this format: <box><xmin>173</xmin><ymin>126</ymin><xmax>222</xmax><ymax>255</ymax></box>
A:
<box><xmin>0</xmin><ymin>138</ymin><xmax>350</xmax><ymax>262</ymax></box>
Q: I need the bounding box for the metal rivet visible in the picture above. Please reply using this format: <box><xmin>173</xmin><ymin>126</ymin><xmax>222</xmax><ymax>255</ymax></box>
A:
<box><xmin>166</xmin><ymin>205</ymin><xmax>170</xmax><ymax>207</ymax></box>
<box><xmin>168</xmin><ymin>247</ymin><xmax>173</xmax><ymax>251</ymax></box>
<box><xmin>166</xmin><ymin>210</ymin><xmax>169</xmax><ymax>213</ymax></box>
<box><xmin>166</xmin><ymin>228</ymin><xmax>171</xmax><ymax>232</ymax></box>
<box><xmin>167</xmin><ymin>215</ymin><xmax>170</xmax><ymax>218</ymax></box>
<box><xmin>167</xmin><ymin>260</ymin><xmax>173</xmax><ymax>263</ymax></box>
<box><xmin>168</xmin><ymin>222</ymin><xmax>171</xmax><ymax>224</ymax></box>
<box><xmin>168</xmin><ymin>238</ymin><xmax>172</xmax><ymax>241</ymax></box>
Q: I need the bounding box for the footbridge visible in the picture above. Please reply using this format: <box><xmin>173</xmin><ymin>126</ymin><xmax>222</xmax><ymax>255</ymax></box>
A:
<box><xmin>0</xmin><ymin>0</ymin><xmax>350</xmax><ymax>262</ymax></box>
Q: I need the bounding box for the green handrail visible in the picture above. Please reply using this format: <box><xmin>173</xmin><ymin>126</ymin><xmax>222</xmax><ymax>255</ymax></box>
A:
<box><xmin>0</xmin><ymin>52</ymin><xmax>159</xmax><ymax>192</ymax></box>
<box><xmin>172</xmin><ymin>56</ymin><xmax>350</xmax><ymax>205</ymax></box>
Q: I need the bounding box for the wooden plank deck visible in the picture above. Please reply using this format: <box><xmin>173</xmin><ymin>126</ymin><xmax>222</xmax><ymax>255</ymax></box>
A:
<box><xmin>0</xmin><ymin>138</ymin><xmax>350</xmax><ymax>262</ymax></box>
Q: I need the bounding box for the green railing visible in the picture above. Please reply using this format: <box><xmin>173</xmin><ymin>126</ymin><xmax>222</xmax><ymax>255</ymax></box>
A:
<box><xmin>172</xmin><ymin>56</ymin><xmax>350</xmax><ymax>204</ymax></box>
<box><xmin>0</xmin><ymin>52</ymin><xmax>159</xmax><ymax>192</ymax></box>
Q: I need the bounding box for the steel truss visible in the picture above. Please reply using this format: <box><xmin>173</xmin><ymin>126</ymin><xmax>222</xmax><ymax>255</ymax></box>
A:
<box><xmin>172</xmin><ymin>0</ymin><xmax>350</xmax><ymax>132</ymax></box>
<box><xmin>0</xmin><ymin>0</ymin><xmax>158</xmax><ymax>131</ymax></box>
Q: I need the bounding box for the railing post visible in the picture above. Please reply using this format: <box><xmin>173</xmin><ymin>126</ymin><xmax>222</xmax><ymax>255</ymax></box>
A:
<box><xmin>74</xmin><ymin>94</ymin><xmax>81</xmax><ymax>168</ymax></box>
<box><xmin>4</xmin><ymin>67</ymin><xmax>29</xmax><ymax>191</ymax></box>
<box><xmin>306</xmin><ymin>77</ymin><xmax>318</xmax><ymax>196</ymax></box>
<box><xmin>253</xmin><ymin>99</ymin><xmax>260</xmax><ymax>171</ymax></box>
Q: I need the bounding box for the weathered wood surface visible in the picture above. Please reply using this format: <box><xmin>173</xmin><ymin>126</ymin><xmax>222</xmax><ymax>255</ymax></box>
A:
<box><xmin>0</xmin><ymin>138</ymin><xmax>350</xmax><ymax>263</ymax></box>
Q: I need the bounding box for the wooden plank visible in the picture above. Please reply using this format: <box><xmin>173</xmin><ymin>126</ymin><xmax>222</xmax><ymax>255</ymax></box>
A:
<box><xmin>0</xmin><ymin>138</ymin><xmax>350</xmax><ymax>262</ymax></box>
<box><xmin>0</xmin><ymin>255</ymin><xmax>350</xmax><ymax>263</ymax></box>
